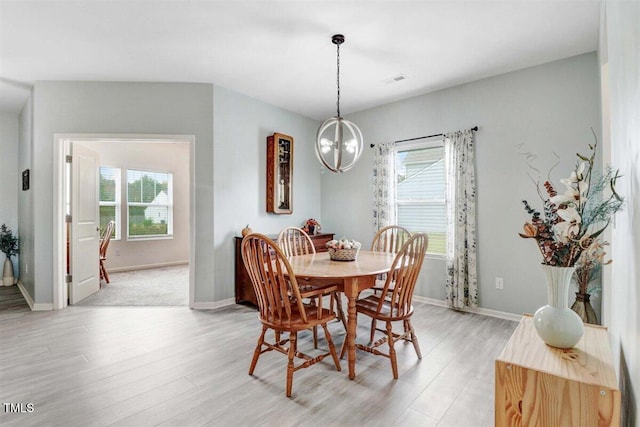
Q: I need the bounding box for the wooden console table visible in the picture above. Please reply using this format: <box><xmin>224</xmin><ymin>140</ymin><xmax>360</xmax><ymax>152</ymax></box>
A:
<box><xmin>495</xmin><ymin>314</ymin><xmax>620</xmax><ymax>426</ymax></box>
<box><xmin>234</xmin><ymin>232</ymin><xmax>334</xmax><ymax>306</ymax></box>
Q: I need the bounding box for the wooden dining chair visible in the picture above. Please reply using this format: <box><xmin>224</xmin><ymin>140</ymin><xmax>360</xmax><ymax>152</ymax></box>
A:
<box><xmin>348</xmin><ymin>232</ymin><xmax>428</xmax><ymax>379</ymax></box>
<box><xmin>99</xmin><ymin>220</ymin><xmax>116</xmax><ymax>285</ymax></box>
<box><xmin>241</xmin><ymin>233</ymin><xmax>342</xmax><ymax>397</ymax></box>
<box><xmin>368</xmin><ymin>225</ymin><xmax>413</xmax><ymax>341</ymax></box>
<box><xmin>277</xmin><ymin>226</ymin><xmax>347</xmax><ymax>348</ymax></box>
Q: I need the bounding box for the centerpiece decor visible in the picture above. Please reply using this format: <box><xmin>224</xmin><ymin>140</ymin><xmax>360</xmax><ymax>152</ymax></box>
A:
<box><xmin>519</xmin><ymin>137</ymin><xmax>623</xmax><ymax>348</ymax></box>
<box><xmin>303</xmin><ymin>218</ymin><xmax>321</xmax><ymax>235</ymax></box>
<box><xmin>326</xmin><ymin>237</ymin><xmax>361</xmax><ymax>261</ymax></box>
<box><xmin>1</xmin><ymin>224</ymin><xmax>19</xmax><ymax>286</ymax></box>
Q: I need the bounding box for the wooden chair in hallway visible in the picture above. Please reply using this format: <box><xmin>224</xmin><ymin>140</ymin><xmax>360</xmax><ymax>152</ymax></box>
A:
<box><xmin>278</xmin><ymin>226</ymin><xmax>347</xmax><ymax>348</ymax></box>
<box><xmin>349</xmin><ymin>232</ymin><xmax>428</xmax><ymax>379</ymax></box>
<box><xmin>99</xmin><ymin>220</ymin><xmax>116</xmax><ymax>285</ymax></box>
<box><xmin>241</xmin><ymin>233</ymin><xmax>341</xmax><ymax>397</ymax></box>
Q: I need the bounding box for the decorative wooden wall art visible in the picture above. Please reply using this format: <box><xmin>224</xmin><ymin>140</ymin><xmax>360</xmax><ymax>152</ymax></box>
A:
<box><xmin>266</xmin><ymin>133</ymin><xmax>293</xmax><ymax>214</ymax></box>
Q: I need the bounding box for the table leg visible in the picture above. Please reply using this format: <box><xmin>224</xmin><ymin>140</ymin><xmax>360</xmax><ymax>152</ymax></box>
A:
<box><xmin>345</xmin><ymin>278</ymin><xmax>358</xmax><ymax>380</ymax></box>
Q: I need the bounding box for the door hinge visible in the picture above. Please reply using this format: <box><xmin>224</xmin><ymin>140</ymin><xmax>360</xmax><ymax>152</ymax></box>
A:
<box><xmin>66</xmin><ymin>155</ymin><xmax>72</xmax><ymax>163</ymax></box>
<box><xmin>65</xmin><ymin>274</ymin><xmax>72</xmax><ymax>283</ymax></box>
<box><xmin>65</xmin><ymin>214</ymin><xmax>72</xmax><ymax>223</ymax></box>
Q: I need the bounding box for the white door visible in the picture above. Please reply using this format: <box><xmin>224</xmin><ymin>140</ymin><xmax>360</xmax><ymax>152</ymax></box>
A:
<box><xmin>69</xmin><ymin>143</ymin><xmax>101</xmax><ymax>304</ymax></box>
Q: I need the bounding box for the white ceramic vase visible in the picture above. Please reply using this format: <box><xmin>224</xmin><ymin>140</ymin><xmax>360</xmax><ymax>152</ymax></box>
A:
<box><xmin>533</xmin><ymin>264</ymin><xmax>584</xmax><ymax>349</ymax></box>
<box><xmin>3</xmin><ymin>257</ymin><xmax>15</xmax><ymax>286</ymax></box>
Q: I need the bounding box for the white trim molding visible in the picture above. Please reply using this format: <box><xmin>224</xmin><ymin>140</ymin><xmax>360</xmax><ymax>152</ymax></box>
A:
<box><xmin>191</xmin><ymin>298</ymin><xmax>235</xmax><ymax>310</ymax></box>
<box><xmin>17</xmin><ymin>281</ymin><xmax>53</xmax><ymax>311</ymax></box>
<box><xmin>413</xmin><ymin>295</ymin><xmax>523</xmax><ymax>322</ymax></box>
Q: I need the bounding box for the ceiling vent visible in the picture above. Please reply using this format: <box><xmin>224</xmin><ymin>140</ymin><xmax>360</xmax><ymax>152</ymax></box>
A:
<box><xmin>383</xmin><ymin>74</ymin><xmax>408</xmax><ymax>84</ymax></box>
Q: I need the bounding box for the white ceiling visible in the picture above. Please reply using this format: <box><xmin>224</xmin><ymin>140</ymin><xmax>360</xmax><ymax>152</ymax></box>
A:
<box><xmin>0</xmin><ymin>1</ymin><xmax>600</xmax><ymax>120</ymax></box>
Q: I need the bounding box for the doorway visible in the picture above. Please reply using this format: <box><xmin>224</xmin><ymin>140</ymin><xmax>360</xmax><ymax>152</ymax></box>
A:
<box><xmin>53</xmin><ymin>134</ymin><xmax>195</xmax><ymax>309</ymax></box>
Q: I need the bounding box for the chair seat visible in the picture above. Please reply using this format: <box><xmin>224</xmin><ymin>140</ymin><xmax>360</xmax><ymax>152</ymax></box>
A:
<box><xmin>356</xmin><ymin>295</ymin><xmax>414</xmax><ymax>321</ymax></box>
<box><xmin>263</xmin><ymin>305</ymin><xmax>336</xmax><ymax>332</ymax></box>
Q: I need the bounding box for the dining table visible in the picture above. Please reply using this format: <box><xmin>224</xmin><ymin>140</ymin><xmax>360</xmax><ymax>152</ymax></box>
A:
<box><xmin>286</xmin><ymin>250</ymin><xmax>397</xmax><ymax>380</ymax></box>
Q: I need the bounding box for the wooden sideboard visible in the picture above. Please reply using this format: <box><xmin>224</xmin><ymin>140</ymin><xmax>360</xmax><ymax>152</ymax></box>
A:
<box><xmin>495</xmin><ymin>314</ymin><xmax>620</xmax><ymax>427</ymax></box>
<box><xmin>234</xmin><ymin>232</ymin><xmax>335</xmax><ymax>306</ymax></box>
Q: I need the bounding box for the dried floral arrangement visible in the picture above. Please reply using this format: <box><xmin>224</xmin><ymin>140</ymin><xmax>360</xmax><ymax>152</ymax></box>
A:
<box><xmin>574</xmin><ymin>239</ymin><xmax>611</xmax><ymax>295</ymax></box>
<box><xmin>519</xmin><ymin>137</ymin><xmax>623</xmax><ymax>267</ymax></box>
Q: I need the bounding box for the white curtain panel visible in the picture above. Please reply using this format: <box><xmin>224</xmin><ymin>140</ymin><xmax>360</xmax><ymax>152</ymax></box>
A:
<box><xmin>372</xmin><ymin>142</ymin><xmax>396</xmax><ymax>231</ymax></box>
<box><xmin>444</xmin><ymin>129</ymin><xmax>478</xmax><ymax>309</ymax></box>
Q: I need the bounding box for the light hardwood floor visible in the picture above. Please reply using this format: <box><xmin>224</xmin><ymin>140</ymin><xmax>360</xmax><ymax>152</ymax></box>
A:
<box><xmin>0</xmin><ymin>298</ymin><xmax>517</xmax><ymax>426</ymax></box>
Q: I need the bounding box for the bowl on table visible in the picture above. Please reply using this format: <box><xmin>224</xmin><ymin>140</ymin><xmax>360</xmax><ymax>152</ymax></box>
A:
<box><xmin>328</xmin><ymin>247</ymin><xmax>359</xmax><ymax>262</ymax></box>
<box><xmin>326</xmin><ymin>238</ymin><xmax>361</xmax><ymax>262</ymax></box>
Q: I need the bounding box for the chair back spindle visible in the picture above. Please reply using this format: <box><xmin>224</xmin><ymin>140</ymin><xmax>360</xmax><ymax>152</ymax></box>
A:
<box><xmin>278</xmin><ymin>226</ymin><xmax>315</xmax><ymax>257</ymax></box>
<box><xmin>371</xmin><ymin>225</ymin><xmax>412</xmax><ymax>254</ymax></box>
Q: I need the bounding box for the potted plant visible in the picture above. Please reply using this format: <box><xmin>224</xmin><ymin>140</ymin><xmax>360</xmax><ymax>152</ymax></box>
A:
<box><xmin>0</xmin><ymin>224</ymin><xmax>19</xmax><ymax>286</ymax></box>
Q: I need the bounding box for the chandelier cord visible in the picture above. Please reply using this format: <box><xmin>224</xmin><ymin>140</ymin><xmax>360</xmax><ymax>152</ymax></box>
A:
<box><xmin>336</xmin><ymin>42</ymin><xmax>340</xmax><ymax>118</ymax></box>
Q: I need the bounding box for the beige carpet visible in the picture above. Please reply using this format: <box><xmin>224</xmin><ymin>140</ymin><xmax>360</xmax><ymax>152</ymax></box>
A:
<box><xmin>76</xmin><ymin>264</ymin><xmax>189</xmax><ymax>306</ymax></box>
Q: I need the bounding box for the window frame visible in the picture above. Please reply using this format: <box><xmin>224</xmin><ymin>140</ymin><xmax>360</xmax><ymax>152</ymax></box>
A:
<box><xmin>393</xmin><ymin>138</ymin><xmax>446</xmax><ymax>258</ymax></box>
<box><xmin>98</xmin><ymin>166</ymin><xmax>121</xmax><ymax>241</ymax></box>
<box><xmin>126</xmin><ymin>168</ymin><xmax>174</xmax><ymax>241</ymax></box>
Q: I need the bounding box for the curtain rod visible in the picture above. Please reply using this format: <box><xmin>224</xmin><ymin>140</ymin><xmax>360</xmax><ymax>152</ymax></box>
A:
<box><xmin>369</xmin><ymin>126</ymin><xmax>478</xmax><ymax>148</ymax></box>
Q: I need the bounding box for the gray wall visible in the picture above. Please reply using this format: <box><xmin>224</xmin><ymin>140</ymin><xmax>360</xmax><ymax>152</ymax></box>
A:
<box><xmin>602</xmin><ymin>1</ymin><xmax>640</xmax><ymax>424</ymax></box>
<box><xmin>18</xmin><ymin>96</ymin><xmax>34</xmax><ymax>298</ymax></box>
<box><xmin>321</xmin><ymin>53</ymin><xmax>601</xmax><ymax>316</ymax></box>
<box><xmin>212</xmin><ymin>86</ymin><xmax>322</xmax><ymax>302</ymax></box>
<box><xmin>28</xmin><ymin>82</ymin><xmax>213</xmax><ymax>305</ymax></box>
<box><xmin>0</xmin><ymin>112</ymin><xmax>20</xmax><ymax>278</ymax></box>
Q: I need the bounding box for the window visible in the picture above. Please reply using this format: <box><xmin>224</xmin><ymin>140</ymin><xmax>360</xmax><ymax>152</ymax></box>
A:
<box><xmin>394</xmin><ymin>142</ymin><xmax>446</xmax><ymax>256</ymax></box>
<box><xmin>99</xmin><ymin>166</ymin><xmax>121</xmax><ymax>240</ymax></box>
<box><xmin>127</xmin><ymin>169</ymin><xmax>173</xmax><ymax>239</ymax></box>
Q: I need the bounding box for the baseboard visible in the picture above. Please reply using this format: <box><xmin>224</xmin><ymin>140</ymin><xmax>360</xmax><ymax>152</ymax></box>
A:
<box><xmin>191</xmin><ymin>298</ymin><xmax>235</xmax><ymax>310</ymax></box>
<box><xmin>109</xmin><ymin>261</ymin><xmax>189</xmax><ymax>274</ymax></box>
<box><xmin>413</xmin><ymin>295</ymin><xmax>522</xmax><ymax>322</ymax></box>
<box><xmin>17</xmin><ymin>281</ymin><xmax>53</xmax><ymax>311</ymax></box>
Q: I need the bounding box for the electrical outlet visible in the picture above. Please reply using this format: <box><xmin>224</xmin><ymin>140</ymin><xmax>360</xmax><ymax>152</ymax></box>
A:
<box><xmin>495</xmin><ymin>277</ymin><xmax>504</xmax><ymax>289</ymax></box>
<box><xmin>115</xmin><ymin>248</ymin><xmax>120</xmax><ymax>256</ymax></box>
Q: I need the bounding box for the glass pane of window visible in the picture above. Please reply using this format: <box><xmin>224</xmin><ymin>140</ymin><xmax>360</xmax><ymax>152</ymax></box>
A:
<box><xmin>99</xmin><ymin>167</ymin><xmax>118</xmax><ymax>202</ymax></box>
<box><xmin>395</xmin><ymin>145</ymin><xmax>446</xmax><ymax>255</ymax></box>
<box><xmin>129</xmin><ymin>206</ymin><xmax>169</xmax><ymax>236</ymax></box>
<box><xmin>99</xmin><ymin>166</ymin><xmax>120</xmax><ymax>239</ymax></box>
<box><xmin>99</xmin><ymin>206</ymin><xmax>116</xmax><ymax>237</ymax></box>
<box><xmin>127</xmin><ymin>169</ymin><xmax>172</xmax><ymax>238</ymax></box>
<box><xmin>127</xmin><ymin>170</ymin><xmax>169</xmax><ymax>204</ymax></box>
<box><xmin>397</xmin><ymin>204</ymin><xmax>446</xmax><ymax>254</ymax></box>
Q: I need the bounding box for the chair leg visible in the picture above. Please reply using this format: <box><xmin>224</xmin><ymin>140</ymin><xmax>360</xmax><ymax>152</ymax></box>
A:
<box><xmin>312</xmin><ymin>326</ymin><xmax>318</xmax><ymax>349</ymax></box>
<box><xmin>286</xmin><ymin>331</ymin><xmax>297</xmax><ymax>397</ymax></box>
<box><xmin>321</xmin><ymin>323</ymin><xmax>341</xmax><ymax>372</ymax></box>
<box><xmin>339</xmin><ymin>338</ymin><xmax>346</xmax><ymax>360</ymax></box>
<box><xmin>333</xmin><ymin>293</ymin><xmax>347</xmax><ymax>331</ymax></box>
<box><xmin>369</xmin><ymin>318</ymin><xmax>377</xmax><ymax>345</ymax></box>
<box><xmin>249</xmin><ymin>327</ymin><xmax>267</xmax><ymax>375</ymax></box>
<box><xmin>407</xmin><ymin>319</ymin><xmax>422</xmax><ymax>359</ymax></box>
<box><xmin>386</xmin><ymin>321</ymin><xmax>398</xmax><ymax>379</ymax></box>
<box><xmin>100</xmin><ymin>260</ymin><xmax>111</xmax><ymax>284</ymax></box>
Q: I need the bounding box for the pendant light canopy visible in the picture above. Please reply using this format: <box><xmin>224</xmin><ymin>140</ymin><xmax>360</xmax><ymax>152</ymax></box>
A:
<box><xmin>315</xmin><ymin>34</ymin><xmax>363</xmax><ymax>173</ymax></box>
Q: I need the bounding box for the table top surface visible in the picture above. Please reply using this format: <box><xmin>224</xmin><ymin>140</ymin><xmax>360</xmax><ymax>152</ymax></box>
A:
<box><xmin>286</xmin><ymin>250</ymin><xmax>397</xmax><ymax>279</ymax></box>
